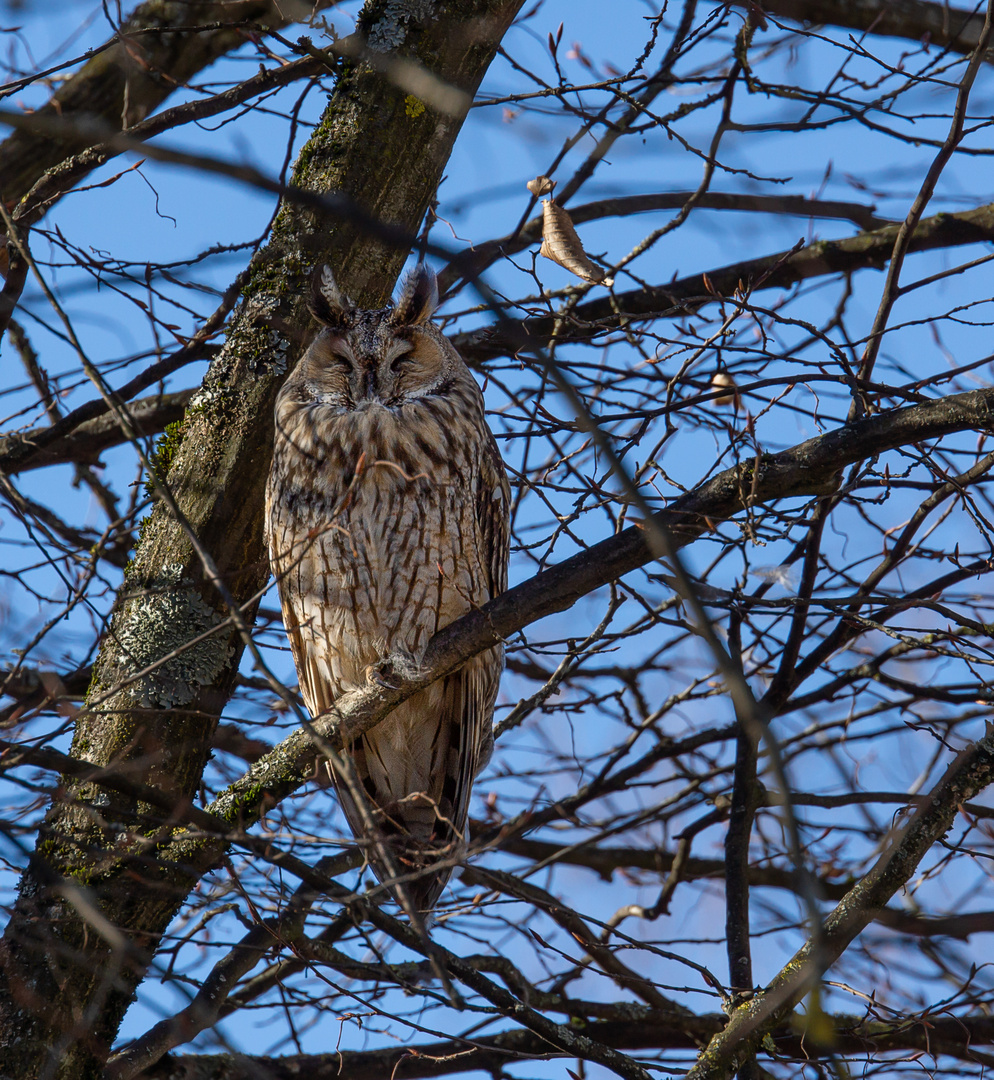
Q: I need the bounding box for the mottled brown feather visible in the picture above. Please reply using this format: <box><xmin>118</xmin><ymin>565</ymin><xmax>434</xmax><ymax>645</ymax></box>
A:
<box><xmin>265</xmin><ymin>264</ymin><xmax>509</xmax><ymax>911</ymax></box>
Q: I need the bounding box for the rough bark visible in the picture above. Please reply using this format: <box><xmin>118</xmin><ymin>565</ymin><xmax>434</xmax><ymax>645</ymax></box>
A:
<box><xmin>731</xmin><ymin>0</ymin><xmax>994</xmax><ymax>61</ymax></box>
<box><xmin>0</xmin><ymin>2</ymin><xmax>522</xmax><ymax>1077</ymax></box>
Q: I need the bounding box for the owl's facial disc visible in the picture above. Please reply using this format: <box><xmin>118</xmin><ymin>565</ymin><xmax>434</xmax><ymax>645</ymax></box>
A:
<box><xmin>306</xmin><ymin>321</ymin><xmax>451</xmax><ymax>411</ymax></box>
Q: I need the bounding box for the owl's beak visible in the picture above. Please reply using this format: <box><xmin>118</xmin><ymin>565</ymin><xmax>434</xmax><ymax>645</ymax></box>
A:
<box><xmin>362</xmin><ymin>368</ymin><xmax>378</xmax><ymax>400</ymax></box>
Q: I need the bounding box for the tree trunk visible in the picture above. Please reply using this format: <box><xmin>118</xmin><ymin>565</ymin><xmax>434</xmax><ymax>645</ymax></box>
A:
<box><xmin>0</xmin><ymin>2</ymin><xmax>522</xmax><ymax>1076</ymax></box>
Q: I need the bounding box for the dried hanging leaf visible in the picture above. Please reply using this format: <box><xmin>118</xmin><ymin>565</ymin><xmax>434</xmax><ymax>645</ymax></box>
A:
<box><xmin>526</xmin><ymin>174</ymin><xmax>556</xmax><ymax>197</ymax></box>
<box><xmin>539</xmin><ymin>199</ymin><xmax>613</xmax><ymax>285</ymax></box>
<box><xmin>710</xmin><ymin>371</ymin><xmax>739</xmax><ymax>407</ymax></box>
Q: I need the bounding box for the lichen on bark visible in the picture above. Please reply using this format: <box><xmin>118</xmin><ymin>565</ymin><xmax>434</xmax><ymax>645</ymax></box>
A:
<box><xmin>115</xmin><ymin>564</ymin><xmax>234</xmax><ymax>709</ymax></box>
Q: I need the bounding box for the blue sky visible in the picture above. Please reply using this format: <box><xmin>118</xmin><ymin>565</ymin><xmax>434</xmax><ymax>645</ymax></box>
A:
<box><xmin>2</xmin><ymin>0</ymin><xmax>994</xmax><ymax>1073</ymax></box>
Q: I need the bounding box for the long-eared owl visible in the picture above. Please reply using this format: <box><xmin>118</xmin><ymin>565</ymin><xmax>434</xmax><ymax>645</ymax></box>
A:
<box><xmin>265</xmin><ymin>263</ymin><xmax>510</xmax><ymax>911</ymax></box>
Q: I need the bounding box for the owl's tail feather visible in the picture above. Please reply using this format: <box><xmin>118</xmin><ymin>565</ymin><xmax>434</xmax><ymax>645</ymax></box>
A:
<box><xmin>334</xmin><ymin>770</ymin><xmax>462</xmax><ymax>913</ymax></box>
<box><xmin>332</xmin><ymin>663</ymin><xmax>493</xmax><ymax>913</ymax></box>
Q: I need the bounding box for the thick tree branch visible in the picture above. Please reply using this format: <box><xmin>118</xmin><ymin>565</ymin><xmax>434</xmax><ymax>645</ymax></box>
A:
<box><xmin>0</xmin><ymin>310</ymin><xmax>226</xmax><ymax>478</ymax></box>
<box><xmin>454</xmin><ymin>200</ymin><xmax>994</xmax><ymax>361</ymax></box>
<box><xmin>685</xmin><ymin>726</ymin><xmax>994</xmax><ymax>1080</ymax></box>
<box><xmin>0</xmin><ymin>389</ymin><xmax>194</xmax><ymax>474</ymax></box>
<box><xmin>188</xmin><ymin>384</ymin><xmax>994</xmax><ymax>839</ymax></box>
<box><xmin>140</xmin><ymin>1011</ymin><xmax>994</xmax><ymax>1079</ymax></box>
<box><xmin>732</xmin><ymin>0</ymin><xmax>994</xmax><ymax>61</ymax></box>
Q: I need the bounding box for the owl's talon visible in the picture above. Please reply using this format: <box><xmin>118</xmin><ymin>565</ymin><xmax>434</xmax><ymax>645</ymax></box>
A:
<box><xmin>366</xmin><ymin>651</ymin><xmax>422</xmax><ymax>689</ymax></box>
<box><xmin>366</xmin><ymin>659</ymin><xmax>398</xmax><ymax>689</ymax></box>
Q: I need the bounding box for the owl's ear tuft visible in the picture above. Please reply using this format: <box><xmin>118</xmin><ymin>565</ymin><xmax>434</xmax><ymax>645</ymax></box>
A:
<box><xmin>309</xmin><ymin>264</ymin><xmax>353</xmax><ymax>327</ymax></box>
<box><xmin>391</xmin><ymin>264</ymin><xmax>438</xmax><ymax>327</ymax></box>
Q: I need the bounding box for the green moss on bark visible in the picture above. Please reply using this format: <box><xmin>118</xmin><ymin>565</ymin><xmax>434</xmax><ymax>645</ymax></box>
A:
<box><xmin>144</xmin><ymin>417</ymin><xmax>188</xmax><ymax>497</ymax></box>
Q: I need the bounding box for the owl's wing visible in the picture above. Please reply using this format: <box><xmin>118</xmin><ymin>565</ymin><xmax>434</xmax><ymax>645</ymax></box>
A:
<box><xmin>265</xmin><ymin>495</ymin><xmax>339</xmax><ymax>718</ymax></box>
<box><xmin>468</xmin><ymin>426</ymin><xmax>510</xmax><ymax>782</ymax></box>
<box><xmin>437</xmin><ymin>654</ymin><xmax>500</xmax><ymax>879</ymax></box>
<box><xmin>476</xmin><ymin>425</ymin><xmax>511</xmax><ymax>598</ymax></box>
<box><xmin>330</xmin><ymin>434</ymin><xmax>509</xmax><ymax>911</ymax></box>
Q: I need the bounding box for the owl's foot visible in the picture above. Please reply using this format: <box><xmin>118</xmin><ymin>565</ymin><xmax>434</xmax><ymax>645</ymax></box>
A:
<box><xmin>365</xmin><ymin>648</ymin><xmax>423</xmax><ymax>690</ymax></box>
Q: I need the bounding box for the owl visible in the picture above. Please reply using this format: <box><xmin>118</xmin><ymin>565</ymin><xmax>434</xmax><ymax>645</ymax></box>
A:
<box><xmin>265</xmin><ymin>262</ymin><xmax>510</xmax><ymax>911</ymax></box>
